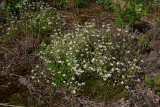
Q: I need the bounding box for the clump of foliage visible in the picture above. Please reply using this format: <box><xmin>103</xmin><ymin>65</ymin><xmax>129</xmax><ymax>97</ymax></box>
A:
<box><xmin>52</xmin><ymin>0</ymin><xmax>94</xmax><ymax>9</ymax></box>
<box><xmin>155</xmin><ymin>17</ymin><xmax>160</xmax><ymax>23</ymax></box>
<box><xmin>114</xmin><ymin>0</ymin><xmax>147</xmax><ymax>28</ymax></box>
<box><xmin>96</xmin><ymin>0</ymin><xmax>112</xmax><ymax>9</ymax></box>
<box><xmin>136</xmin><ymin>36</ymin><xmax>148</xmax><ymax>47</ymax></box>
<box><xmin>54</xmin><ymin>0</ymin><xmax>68</xmax><ymax>9</ymax></box>
<box><xmin>0</xmin><ymin>1</ymin><xmax>63</xmax><ymax>42</ymax></box>
<box><xmin>32</xmin><ymin>22</ymin><xmax>142</xmax><ymax>101</ymax></box>
<box><xmin>145</xmin><ymin>74</ymin><xmax>160</xmax><ymax>96</ymax></box>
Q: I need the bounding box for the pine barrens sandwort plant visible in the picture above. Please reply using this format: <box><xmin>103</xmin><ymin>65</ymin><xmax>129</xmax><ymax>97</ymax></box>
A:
<box><xmin>33</xmin><ymin>22</ymin><xmax>142</xmax><ymax>101</ymax></box>
<box><xmin>0</xmin><ymin>1</ymin><xmax>63</xmax><ymax>42</ymax></box>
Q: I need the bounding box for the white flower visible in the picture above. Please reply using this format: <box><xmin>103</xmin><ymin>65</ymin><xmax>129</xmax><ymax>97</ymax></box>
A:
<box><xmin>79</xmin><ymin>70</ymin><xmax>84</xmax><ymax>73</ymax></box>
<box><xmin>98</xmin><ymin>45</ymin><xmax>103</xmax><ymax>48</ymax></box>
<box><xmin>36</xmin><ymin>65</ymin><xmax>39</xmax><ymax>68</ymax></box>
<box><xmin>103</xmin><ymin>78</ymin><xmax>107</xmax><ymax>81</ymax></box>
<box><xmin>72</xmin><ymin>90</ymin><xmax>76</xmax><ymax>94</ymax></box>
<box><xmin>106</xmin><ymin>42</ymin><xmax>112</xmax><ymax>45</ymax></box>
<box><xmin>117</xmin><ymin>28</ymin><xmax>122</xmax><ymax>31</ymax></box>
<box><xmin>82</xmin><ymin>82</ymin><xmax>85</xmax><ymax>85</ymax></box>
<box><xmin>136</xmin><ymin>66</ymin><xmax>141</xmax><ymax>70</ymax></box>
<box><xmin>99</xmin><ymin>72</ymin><xmax>103</xmax><ymax>76</ymax></box>
<box><xmin>72</xmin><ymin>67</ymin><xmax>77</xmax><ymax>71</ymax></box>
<box><xmin>110</xmin><ymin>63</ymin><xmax>113</xmax><ymax>66</ymax></box>
<box><xmin>83</xmin><ymin>64</ymin><xmax>87</xmax><ymax>68</ymax></box>
<box><xmin>133</xmin><ymin>59</ymin><xmax>137</xmax><ymax>62</ymax></box>
<box><xmin>125</xmin><ymin>85</ymin><xmax>129</xmax><ymax>89</ymax></box>
<box><xmin>102</xmin><ymin>25</ymin><xmax>105</xmax><ymax>27</ymax></box>
<box><xmin>78</xmin><ymin>83</ymin><xmax>81</xmax><ymax>86</ymax></box>
<box><xmin>121</xmin><ymin>81</ymin><xmax>124</xmax><ymax>85</ymax></box>
<box><xmin>122</xmin><ymin>68</ymin><xmax>126</xmax><ymax>71</ymax></box>
<box><xmin>107</xmin><ymin>73</ymin><xmax>111</xmax><ymax>77</ymax></box>
<box><xmin>131</xmin><ymin>66</ymin><xmax>134</xmax><ymax>70</ymax></box>
<box><xmin>111</xmin><ymin>68</ymin><xmax>114</xmax><ymax>72</ymax></box>
<box><xmin>31</xmin><ymin>70</ymin><xmax>34</xmax><ymax>73</ymax></box>
<box><xmin>121</xmin><ymin>62</ymin><xmax>124</xmax><ymax>66</ymax></box>
<box><xmin>58</xmin><ymin>60</ymin><xmax>62</xmax><ymax>63</ymax></box>
<box><xmin>37</xmin><ymin>79</ymin><xmax>40</xmax><ymax>83</ymax></box>
<box><xmin>68</xmin><ymin>63</ymin><xmax>71</xmax><ymax>66</ymax></box>
<box><xmin>48</xmin><ymin>22</ymin><xmax>52</xmax><ymax>25</ymax></box>
<box><xmin>112</xmin><ymin>57</ymin><xmax>116</xmax><ymax>60</ymax></box>
<box><xmin>42</xmin><ymin>26</ymin><xmax>46</xmax><ymax>29</ymax></box>
<box><xmin>127</xmin><ymin>51</ymin><xmax>130</xmax><ymax>53</ymax></box>
<box><xmin>122</xmin><ymin>75</ymin><xmax>125</xmax><ymax>78</ymax></box>
<box><xmin>80</xmin><ymin>54</ymin><xmax>84</xmax><ymax>56</ymax></box>
<box><xmin>71</xmin><ymin>77</ymin><xmax>75</xmax><ymax>80</ymax></box>
<box><xmin>115</xmin><ymin>68</ymin><xmax>119</xmax><ymax>71</ymax></box>
<box><xmin>52</xmin><ymin>82</ymin><xmax>56</xmax><ymax>86</ymax></box>
<box><xmin>91</xmin><ymin>58</ymin><xmax>95</xmax><ymax>62</ymax></box>
<box><xmin>106</xmin><ymin>29</ymin><xmax>110</xmax><ymax>32</ymax></box>
<box><xmin>127</xmin><ymin>61</ymin><xmax>131</xmax><ymax>64</ymax></box>
<box><xmin>31</xmin><ymin>76</ymin><xmax>35</xmax><ymax>79</ymax></box>
<box><xmin>137</xmin><ymin>79</ymin><xmax>141</xmax><ymax>82</ymax></box>
<box><xmin>141</xmin><ymin>60</ymin><xmax>145</xmax><ymax>63</ymax></box>
<box><xmin>76</xmin><ymin>64</ymin><xmax>79</xmax><ymax>67</ymax></box>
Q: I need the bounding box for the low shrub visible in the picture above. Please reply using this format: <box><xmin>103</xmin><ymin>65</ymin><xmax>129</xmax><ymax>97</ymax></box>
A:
<box><xmin>33</xmin><ymin>22</ymin><xmax>142</xmax><ymax>101</ymax></box>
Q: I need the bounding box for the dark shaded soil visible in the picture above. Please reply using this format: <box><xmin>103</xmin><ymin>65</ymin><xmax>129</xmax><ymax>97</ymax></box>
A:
<box><xmin>0</xmin><ymin>36</ymin><xmax>39</xmax><ymax>106</ymax></box>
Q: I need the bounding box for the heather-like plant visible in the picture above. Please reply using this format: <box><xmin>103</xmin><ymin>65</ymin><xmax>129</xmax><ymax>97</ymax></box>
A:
<box><xmin>0</xmin><ymin>1</ymin><xmax>63</xmax><ymax>42</ymax></box>
<box><xmin>34</xmin><ymin>22</ymin><xmax>142</xmax><ymax>101</ymax></box>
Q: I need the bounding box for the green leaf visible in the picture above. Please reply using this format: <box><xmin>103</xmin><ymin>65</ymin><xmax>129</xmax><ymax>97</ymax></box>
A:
<box><xmin>145</xmin><ymin>75</ymin><xmax>150</xmax><ymax>82</ymax></box>
<box><xmin>146</xmin><ymin>83</ymin><xmax>152</xmax><ymax>88</ymax></box>
<box><xmin>157</xmin><ymin>75</ymin><xmax>160</xmax><ymax>83</ymax></box>
<box><xmin>47</xmin><ymin>62</ymin><xmax>54</xmax><ymax>68</ymax></box>
<box><xmin>7</xmin><ymin>6</ymin><xmax>10</xmax><ymax>9</ymax></box>
<box><xmin>46</xmin><ymin>45</ymin><xmax>51</xmax><ymax>52</ymax></box>
<box><xmin>143</xmin><ymin>10</ymin><xmax>147</xmax><ymax>16</ymax></box>
<box><xmin>154</xmin><ymin>77</ymin><xmax>157</xmax><ymax>83</ymax></box>
<box><xmin>40</xmin><ymin>41</ymin><xmax>46</xmax><ymax>48</ymax></box>
<box><xmin>136</xmin><ymin>37</ymin><xmax>141</xmax><ymax>42</ymax></box>
<box><xmin>71</xmin><ymin>102</ymin><xmax>74</xmax><ymax>107</ymax></box>
<box><xmin>116</xmin><ymin>3</ymin><xmax>121</xmax><ymax>12</ymax></box>
<box><xmin>15</xmin><ymin>3</ymin><xmax>21</xmax><ymax>8</ymax></box>
<box><xmin>135</xmin><ymin>3</ymin><xmax>142</xmax><ymax>12</ymax></box>
<box><xmin>156</xmin><ymin>92</ymin><xmax>160</xmax><ymax>96</ymax></box>
<box><xmin>53</xmin><ymin>77</ymin><xmax>61</xmax><ymax>86</ymax></box>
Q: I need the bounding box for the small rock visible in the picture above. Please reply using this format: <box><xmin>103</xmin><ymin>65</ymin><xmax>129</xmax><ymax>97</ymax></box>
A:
<box><xmin>18</xmin><ymin>76</ymin><xmax>29</xmax><ymax>85</ymax></box>
<box><xmin>153</xmin><ymin>95</ymin><xmax>160</xmax><ymax>104</ymax></box>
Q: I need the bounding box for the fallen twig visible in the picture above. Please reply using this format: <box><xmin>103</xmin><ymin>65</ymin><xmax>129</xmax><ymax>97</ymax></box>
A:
<box><xmin>0</xmin><ymin>103</ymin><xmax>24</xmax><ymax>107</ymax></box>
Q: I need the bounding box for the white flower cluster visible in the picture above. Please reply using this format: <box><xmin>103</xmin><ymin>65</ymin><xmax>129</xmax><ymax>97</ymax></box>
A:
<box><xmin>1</xmin><ymin>1</ymin><xmax>63</xmax><ymax>42</ymax></box>
<box><xmin>38</xmin><ymin>22</ymin><xmax>142</xmax><ymax>93</ymax></box>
